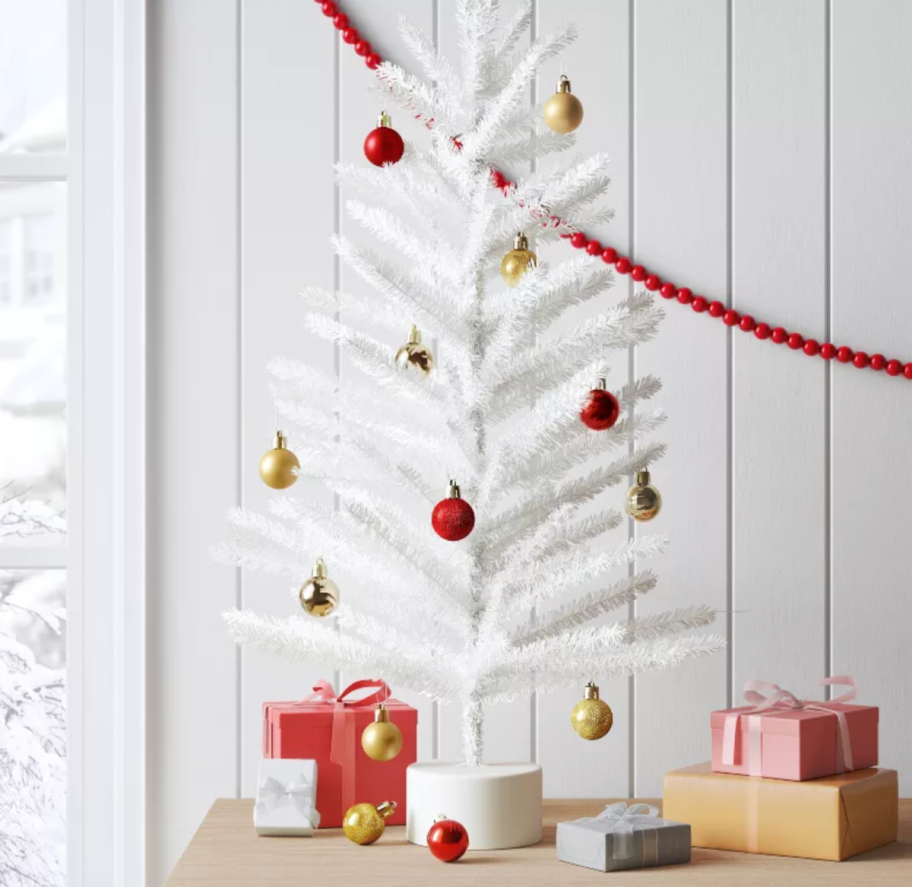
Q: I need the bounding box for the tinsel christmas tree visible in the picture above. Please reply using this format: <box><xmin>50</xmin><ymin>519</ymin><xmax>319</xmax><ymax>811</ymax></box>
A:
<box><xmin>219</xmin><ymin>0</ymin><xmax>724</xmax><ymax>766</ymax></box>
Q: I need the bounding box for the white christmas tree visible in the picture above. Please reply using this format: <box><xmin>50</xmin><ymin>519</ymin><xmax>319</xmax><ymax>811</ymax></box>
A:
<box><xmin>220</xmin><ymin>0</ymin><xmax>724</xmax><ymax>766</ymax></box>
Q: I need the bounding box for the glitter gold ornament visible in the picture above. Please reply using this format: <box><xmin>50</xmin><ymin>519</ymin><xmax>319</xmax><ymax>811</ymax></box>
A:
<box><xmin>342</xmin><ymin>800</ymin><xmax>398</xmax><ymax>845</ymax></box>
<box><xmin>500</xmin><ymin>232</ymin><xmax>538</xmax><ymax>287</ymax></box>
<box><xmin>625</xmin><ymin>469</ymin><xmax>662</xmax><ymax>522</ymax></box>
<box><xmin>258</xmin><ymin>430</ymin><xmax>300</xmax><ymax>489</ymax></box>
<box><xmin>570</xmin><ymin>681</ymin><xmax>613</xmax><ymax>740</ymax></box>
<box><xmin>394</xmin><ymin>325</ymin><xmax>434</xmax><ymax>376</ymax></box>
<box><xmin>544</xmin><ymin>74</ymin><xmax>584</xmax><ymax>134</ymax></box>
<box><xmin>299</xmin><ymin>557</ymin><xmax>340</xmax><ymax>617</ymax></box>
<box><xmin>361</xmin><ymin>704</ymin><xmax>403</xmax><ymax>762</ymax></box>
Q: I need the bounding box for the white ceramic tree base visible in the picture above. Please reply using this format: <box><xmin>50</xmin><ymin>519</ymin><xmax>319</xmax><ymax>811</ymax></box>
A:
<box><xmin>406</xmin><ymin>762</ymin><xmax>542</xmax><ymax>850</ymax></box>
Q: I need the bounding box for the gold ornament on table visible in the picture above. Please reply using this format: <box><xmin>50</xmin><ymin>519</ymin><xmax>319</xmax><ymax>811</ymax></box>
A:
<box><xmin>361</xmin><ymin>703</ymin><xmax>403</xmax><ymax>762</ymax></box>
<box><xmin>570</xmin><ymin>681</ymin><xmax>613</xmax><ymax>740</ymax></box>
<box><xmin>625</xmin><ymin>469</ymin><xmax>662</xmax><ymax>522</ymax></box>
<box><xmin>342</xmin><ymin>800</ymin><xmax>398</xmax><ymax>845</ymax></box>
<box><xmin>258</xmin><ymin>429</ymin><xmax>300</xmax><ymax>490</ymax></box>
<box><xmin>298</xmin><ymin>557</ymin><xmax>339</xmax><ymax>617</ymax></box>
<box><xmin>394</xmin><ymin>325</ymin><xmax>434</xmax><ymax>376</ymax></box>
<box><xmin>544</xmin><ymin>73</ymin><xmax>584</xmax><ymax>134</ymax></box>
<box><xmin>500</xmin><ymin>232</ymin><xmax>538</xmax><ymax>287</ymax></box>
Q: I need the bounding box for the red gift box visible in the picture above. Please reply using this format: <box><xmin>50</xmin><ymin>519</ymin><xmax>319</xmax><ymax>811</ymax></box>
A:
<box><xmin>263</xmin><ymin>679</ymin><xmax>417</xmax><ymax>828</ymax></box>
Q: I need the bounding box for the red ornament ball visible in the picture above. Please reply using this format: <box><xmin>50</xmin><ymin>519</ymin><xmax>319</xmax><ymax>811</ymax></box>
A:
<box><xmin>432</xmin><ymin>486</ymin><xmax>475</xmax><ymax>542</ymax></box>
<box><xmin>365</xmin><ymin>52</ymin><xmax>381</xmax><ymax>70</ymax></box>
<box><xmin>585</xmin><ymin>239</ymin><xmax>602</xmax><ymax>256</ymax></box>
<box><xmin>602</xmin><ymin>247</ymin><xmax>618</xmax><ymax>265</ymax></box>
<box><xmin>364</xmin><ymin>121</ymin><xmax>405</xmax><ymax>167</ymax></box>
<box><xmin>615</xmin><ymin>257</ymin><xmax>632</xmax><ymax>274</ymax></box>
<box><xmin>580</xmin><ymin>384</ymin><xmax>620</xmax><ymax>431</ymax></box>
<box><xmin>427</xmin><ymin>816</ymin><xmax>469</xmax><ymax>863</ymax></box>
<box><xmin>691</xmin><ymin>296</ymin><xmax>707</xmax><ymax>312</ymax></box>
<box><xmin>630</xmin><ymin>264</ymin><xmax>647</xmax><ymax>282</ymax></box>
<box><xmin>570</xmin><ymin>232</ymin><xmax>587</xmax><ymax>249</ymax></box>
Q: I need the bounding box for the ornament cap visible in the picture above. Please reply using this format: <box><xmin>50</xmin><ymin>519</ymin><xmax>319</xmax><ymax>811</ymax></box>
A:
<box><xmin>513</xmin><ymin>231</ymin><xmax>529</xmax><ymax>250</ymax></box>
<box><xmin>636</xmin><ymin>469</ymin><xmax>651</xmax><ymax>486</ymax></box>
<box><xmin>408</xmin><ymin>324</ymin><xmax>421</xmax><ymax>344</ymax></box>
<box><xmin>435</xmin><ymin>814</ymin><xmax>449</xmax><ymax>823</ymax></box>
<box><xmin>447</xmin><ymin>479</ymin><xmax>461</xmax><ymax>499</ymax></box>
<box><xmin>378</xmin><ymin>110</ymin><xmax>391</xmax><ymax>128</ymax></box>
<box><xmin>557</xmin><ymin>73</ymin><xmax>572</xmax><ymax>93</ymax></box>
<box><xmin>312</xmin><ymin>557</ymin><xmax>327</xmax><ymax>580</ymax></box>
<box><xmin>374</xmin><ymin>704</ymin><xmax>390</xmax><ymax>724</ymax></box>
<box><xmin>273</xmin><ymin>429</ymin><xmax>289</xmax><ymax>449</ymax></box>
<box><xmin>595</xmin><ymin>378</ymin><xmax>607</xmax><ymax>391</ymax></box>
<box><xmin>584</xmin><ymin>680</ymin><xmax>600</xmax><ymax>700</ymax></box>
<box><xmin>376</xmin><ymin>800</ymin><xmax>397</xmax><ymax>820</ymax></box>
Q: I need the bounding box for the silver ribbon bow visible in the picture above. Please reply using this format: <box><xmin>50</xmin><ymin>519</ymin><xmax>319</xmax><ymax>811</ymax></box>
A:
<box><xmin>255</xmin><ymin>774</ymin><xmax>320</xmax><ymax>827</ymax></box>
<box><xmin>580</xmin><ymin>802</ymin><xmax>662</xmax><ymax>864</ymax></box>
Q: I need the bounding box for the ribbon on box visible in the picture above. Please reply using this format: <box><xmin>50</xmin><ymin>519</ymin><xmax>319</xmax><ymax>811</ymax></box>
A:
<box><xmin>255</xmin><ymin>773</ymin><xmax>321</xmax><ymax>828</ymax></box>
<box><xmin>722</xmin><ymin>675</ymin><xmax>858</xmax><ymax>776</ymax></box>
<box><xmin>578</xmin><ymin>802</ymin><xmax>662</xmax><ymax>866</ymax></box>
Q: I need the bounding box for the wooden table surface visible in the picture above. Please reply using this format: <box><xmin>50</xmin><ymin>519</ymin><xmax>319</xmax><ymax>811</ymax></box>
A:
<box><xmin>165</xmin><ymin>798</ymin><xmax>912</xmax><ymax>886</ymax></box>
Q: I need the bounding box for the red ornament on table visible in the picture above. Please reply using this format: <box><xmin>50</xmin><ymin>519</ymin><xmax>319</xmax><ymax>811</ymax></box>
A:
<box><xmin>427</xmin><ymin>815</ymin><xmax>469</xmax><ymax>862</ymax></box>
<box><xmin>432</xmin><ymin>480</ymin><xmax>475</xmax><ymax>542</ymax></box>
<box><xmin>363</xmin><ymin>111</ymin><xmax>404</xmax><ymax>167</ymax></box>
<box><xmin>579</xmin><ymin>378</ymin><xmax>620</xmax><ymax>431</ymax></box>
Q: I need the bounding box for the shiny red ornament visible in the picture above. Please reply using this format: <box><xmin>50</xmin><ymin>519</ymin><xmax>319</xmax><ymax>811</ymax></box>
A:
<box><xmin>771</xmin><ymin>327</ymin><xmax>788</xmax><ymax>344</ymax></box>
<box><xmin>787</xmin><ymin>332</ymin><xmax>804</xmax><ymax>350</ymax></box>
<box><xmin>355</xmin><ymin>39</ymin><xmax>371</xmax><ymax>56</ymax></box>
<box><xmin>432</xmin><ymin>482</ymin><xmax>475</xmax><ymax>542</ymax></box>
<box><xmin>342</xmin><ymin>27</ymin><xmax>359</xmax><ymax>44</ymax></box>
<box><xmin>570</xmin><ymin>232</ymin><xmax>587</xmax><ymax>249</ymax></box>
<box><xmin>364</xmin><ymin>112</ymin><xmax>404</xmax><ymax>167</ymax></box>
<box><xmin>321</xmin><ymin>0</ymin><xmax>337</xmax><ymax>16</ymax></box>
<box><xmin>645</xmin><ymin>274</ymin><xmax>662</xmax><ymax>291</ymax></box>
<box><xmin>887</xmin><ymin>359</ymin><xmax>902</xmax><ymax>376</ymax></box>
<box><xmin>615</xmin><ymin>257</ymin><xmax>631</xmax><ymax>274</ymax></box>
<box><xmin>332</xmin><ymin>12</ymin><xmax>349</xmax><ymax>29</ymax></box>
<box><xmin>630</xmin><ymin>264</ymin><xmax>647</xmax><ymax>282</ymax></box>
<box><xmin>602</xmin><ymin>247</ymin><xmax>618</xmax><ymax>265</ymax></box>
<box><xmin>803</xmin><ymin>338</ymin><xmax>820</xmax><ymax>356</ymax></box>
<box><xmin>871</xmin><ymin>353</ymin><xmax>886</xmax><ymax>371</ymax></box>
<box><xmin>739</xmin><ymin>315</ymin><xmax>756</xmax><ymax>332</ymax></box>
<box><xmin>659</xmin><ymin>282</ymin><xmax>676</xmax><ymax>299</ymax></box>
<box><xmin>724</xmin><ymin>309</ymin><xmax>740</xmax><ymax>326</ymax></box>
<box><xmin>837</xmin><ymin>346</ymin><xmax>854</xmax><ymax>363</ymax></box>
<box><xmin>366</xmin><ymin>52</ymin><xmax>381</xmax><ymax>70</ymax></box>
<box><xmin>691</xmin><ymin>296</ymin><xmax>707</xmax><ymax>312</ymax></box>
<box><xmin>427</xmin><ymin>815</ymin><xmax>469</xmax><ymax>863</ymax></box>
<box><xmin>853</xmin><ymin>351</ymin><xmax>870</xmax><ymax>369</ymax></box>
<box><xmin>708</xmin><ymin>301</ymin><xmax>726</xmax><ymax>318</ymax></box>
<box><xmin>677</xmin><ymin>288</ymin><xmax>694</xmax><ymax>305</ymax></box>
<box><xmin>820</xmin><ymin>342</ymin><xmax>836</xmax><ymax>359</ymax></box>
<box><xmin>580</xmin><ymin>380</ymin><xmax>620</xmax><ymax>431</ymax></box>
<box><xmin>585</xmin><ymin>239</ymin><xmax>602</xmax><ymax>256</ymax></box>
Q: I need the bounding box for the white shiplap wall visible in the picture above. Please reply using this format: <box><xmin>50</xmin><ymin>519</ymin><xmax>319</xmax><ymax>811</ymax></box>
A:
<box><xmin>147</xmin><ymin>0</ymin><xmax>912</xmax><ymax>882</ymax></box>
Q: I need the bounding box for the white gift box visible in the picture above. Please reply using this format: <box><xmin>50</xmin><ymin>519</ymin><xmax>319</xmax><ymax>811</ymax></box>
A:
<box><xmin>253</xmin><ymin>758</ymin><xmax>321</xmax><ymax>836</ymax></box>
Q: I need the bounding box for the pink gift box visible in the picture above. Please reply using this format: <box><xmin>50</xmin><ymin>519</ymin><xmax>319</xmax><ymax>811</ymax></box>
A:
<box><xmin>711</xmin><ymin>677</ymin><xmax>878</xmax><ymax>781</ymax></box>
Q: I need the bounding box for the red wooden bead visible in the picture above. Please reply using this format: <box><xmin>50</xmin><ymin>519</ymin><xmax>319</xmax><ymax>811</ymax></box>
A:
<box><xmin>803</xmin><ymin>338</ymin><xmax>820</xmax><ymax>356</ymax></box>
<box><xmin>820</xmin><ymin>342</ymin><xmax>836</xmax><ymax>359</ymax></box>
<box><xmin>723</xmin><ymin>309</ymin><xmax>740</xmax><ymax>326</ymax></box>
<box><xmin>342</xmin><ymin>27</ymin><xmax>359</xmax><ymax>44</ymax></box>
<box><xmin>887</xmin><ymin>359</ymin><xmax>903</xmax><ymax>376</ymax></box>
<box><xmin>332</xmin><ymin>12</ymin><xmax>349</xmax><ymax>29</ymax></box>
<box><xmin>630</xmin><ymin>265</ymin><xmax>647</xmax><ymax>282</ymax></box>
<box><xmin>366</xmin><ymin>52</ymin><xmax>382</xmax><ymax>70</ymax></box>
<box><xmin>602</xmin><ymin>247</ymin><xmax>618</xmax><ymax>265</ymax></box>
<box><xmin>659</xmin><ymin>282</ymin><xmax>676</xmax><ymax>299</ymax></box>
<box><xmin>787</xmin><ymin>332</ymin><xmax>804</xmax><ymax>350</ymax></box>
<box><xmin>355</xmin><ymin>39</ymin><xmax>371</xmax><ymax>56</ymax></box>
<box><xmin>321</xmin><ymin>1</ymin><xmax>338</xmax><ymax>16</ymax></box>
<box><xmin>905</xmin><ymin>363</ymin><xmax>912</xmax><ymax>379</ymax></box>
<box><xmin>853</xmin><ymin>352</ymin><xmax>870</xmax><ymax>368</ymax></box>
<box><xmin>676</xmin><ymin>287</ymin><xmax>693</xmax><ymax>304</ymax></box>
<box><xmin>870</xmin><ymin>353</ymin><xmax>886</xmax><ymax>371</ymax></box>
<box><xmin>708</xmin><ymin>301</ymin><xmax>726</xmax><ymax>318</ymax></box>
<box><xmin>570</xmin><ymin>232</ymin><xmax>588</xmax><ymax>249</ymax></box>
<box><xmin>691</xmin><ymin>296</ymin><xmax>707</xmax><ymax>312</ymax></box>
<box><xmin>615</xmin><ymin>258</ymin><xmax>632</xmax><ymax>274</ymax></box>
<box><xmin>739</xmin><ymin>315</ymin><xmax>756</xmax><ymax>332</ymax></box>
<box><xmin>754</xmin><ymin>323</ymin><xmax>771</xmax><ymax>340</ymax></box>
<box><xmin>585</xmin><ymin>240</ymin><xmax>602</xmax><ymax>256</ymax></box>
<box><xmin>645</xmin><ymin>275</ymin><xmax>662</xmax><ymax>291</ymax></box>
<box><xmin>836</xmin><ymin>346</ymin><xmax>854</xmax><ymax>363</ymax></box>
<box><xmin>771</xmin><ymin>327</ymin><xmax>788</xmax><ymax>344</ymax></box>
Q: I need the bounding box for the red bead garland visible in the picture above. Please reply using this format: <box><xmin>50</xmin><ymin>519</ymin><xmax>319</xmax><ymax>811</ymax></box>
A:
<box><xmin>315</xmin><ymin>0</ymin><xmax>910</xmax><ymax>381</ymax></box>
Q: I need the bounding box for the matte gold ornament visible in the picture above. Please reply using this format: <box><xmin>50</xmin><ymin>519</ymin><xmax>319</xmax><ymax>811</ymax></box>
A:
<box><xmin>544</xmin><ymin>74</ymin><xmax>584</xmax><ymax>134</ymax></box>
<box><xmin>342</xmin><ymin>800</ymin><xmax>398</xmax><ymax>845</ymax></box>
<box><xmin>394</xmin><ymin>325</ymin><xmax>434</xmax><ymax>376</ymax></box>
<box><xmin>361</xmin><ymin>704</ymin><xmax>403</xmax><ymax>762</ymax></box>
<box><xmin>625</xmin><ymin>469</ymin><xmax>662</xmax><ymax>522</ymax></box>
<box><xmin>500</xmin><ymin>232</ymin><xmax>538</xmax><ymax>287</ymax></box>
<box><xmin>258</xmin><ymin>430</ymin><xmax>300</xmax><ymax>489</ymax></box>
<box><xmin>570</xmin><ymin>681</ymin><xmax>613</xmax><ymax>740</ymax></box>
<box><xmin>299</xmin><ymin>557</ymin><xmax>339</xmax><ymax>617</ymax></box>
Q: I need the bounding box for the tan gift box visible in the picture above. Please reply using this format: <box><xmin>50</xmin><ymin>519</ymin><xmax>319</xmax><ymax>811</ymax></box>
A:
<box><xmin>663</xmin><ymin>762</ymin><xmax>898</xmax><ymax>861</ymax></box>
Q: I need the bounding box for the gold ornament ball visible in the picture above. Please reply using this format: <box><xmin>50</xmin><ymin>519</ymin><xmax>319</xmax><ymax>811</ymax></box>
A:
<box><xmin>361</xmin><ymin>705</ymin><xmax>404</xmax><ymax>762</ymax></box>
<box><xmin>343</xmin><ymin>800</ymin><xmax>397</xmax><ymax>845</ymax></box>
<box><xmin>259</xmin><ymin>430</ymin><xmax>300</xmax><ymax>489</ymax></box>
<box><xmin>395</xmin><ymin>325</ymin><xmax>434</xmax><ymax>376</ymax></box>
<box><xmin>571</xmin><ymin>682</ymin><xmax>613</xmax><ymax>740</ymax></box>
<box><xmin>625</xmin><ymin>469</ymin><xmax>662</xmax><ymax>522</ymax></box>
<box><xmin>544</xmin><ymin>74</ymin><xmax>584</xmax><ymax>134</ymax></box>
<box><xmin>299</xmin><ymin>557</ymin><xmax>340</xmax><ymax>617</ymax></box>
<box><xmin>500</xmin><ymin>232</ymin><xmax>538</xmax><ymax>287</ymax></box>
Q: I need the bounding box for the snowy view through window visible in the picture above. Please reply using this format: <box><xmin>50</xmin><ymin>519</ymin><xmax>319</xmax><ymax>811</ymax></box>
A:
<box><xmin>1</xmin><ymin>2</ymin><xmax>68</xmax><ymax>884</ymax></box>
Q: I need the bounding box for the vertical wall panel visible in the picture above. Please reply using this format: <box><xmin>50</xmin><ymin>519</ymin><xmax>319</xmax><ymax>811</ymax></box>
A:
<box><xmin>633</xmin><ymin>0</ymin><xmax>730</xmax><ymax>795</ymax></box>
<box><xmin>732</xmin><ymin>3</ymin><xmax>827</xmax><ymax>695</ymax></box>
<box><xmin>831</xmin><ymin>0</ymin><xmax>912</xmax><ymax>794</ymax></box>
<box><xmin>240</xmin><ymin>0</ymin><xmax>337</xmax><ymax>797</ymax></box>
<box><xmin>147</xmin><ymin>2</ymin><xmax>240</xmax><ymax>883</ymax></box>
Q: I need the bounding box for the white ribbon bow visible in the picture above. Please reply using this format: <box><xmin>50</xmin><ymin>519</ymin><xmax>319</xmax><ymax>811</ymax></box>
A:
<box><xmin>580</xmin><ymin>802</ymin><xmax>662</xmax><ymax>863</ymax></box>
<box><xmin>255</xmin><ymin>774</ymin><xmax>320</xmax><ymax>827</ymax></box>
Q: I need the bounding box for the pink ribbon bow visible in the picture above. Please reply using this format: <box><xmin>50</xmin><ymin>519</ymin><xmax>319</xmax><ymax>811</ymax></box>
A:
<box><xmin>722</xmin><ymin>675</ymin><xmax>858</xmax><ymax>776</ymax></box>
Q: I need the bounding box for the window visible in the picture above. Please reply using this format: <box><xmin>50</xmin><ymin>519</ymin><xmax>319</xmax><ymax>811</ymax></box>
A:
<box><xmin>0</xmin><ymin>219</ymin><xmax>11</xmax><ymax>304</ymax></box>
<box><xmin>24</xmin><ymin>213</ymin><xmax>59</xmax><ymax>305</ymax></box>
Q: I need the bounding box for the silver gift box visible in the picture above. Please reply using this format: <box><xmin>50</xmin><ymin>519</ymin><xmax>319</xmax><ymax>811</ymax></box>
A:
<box><xmin>557</xmin><ymin>803</ymin><xmax>691</xmax><ymax>873</ymax></box>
